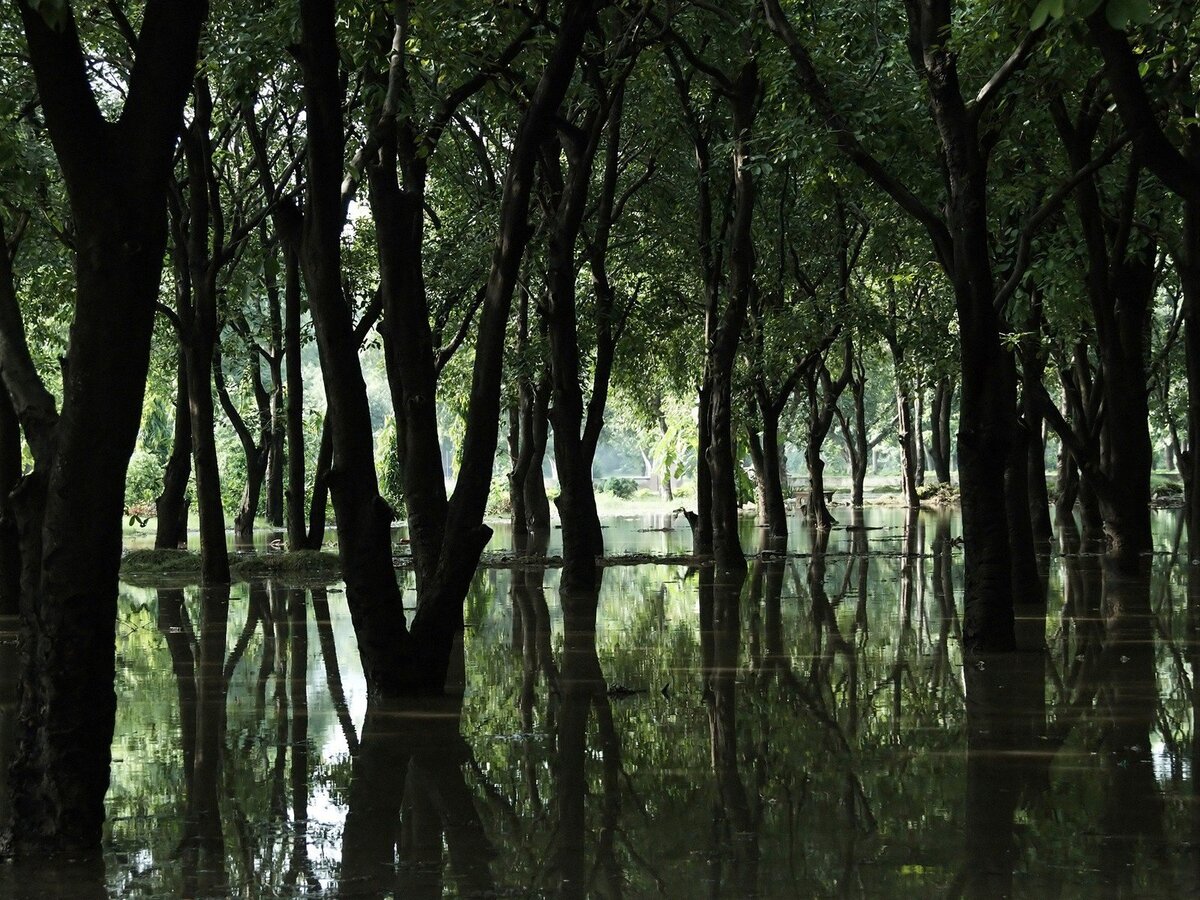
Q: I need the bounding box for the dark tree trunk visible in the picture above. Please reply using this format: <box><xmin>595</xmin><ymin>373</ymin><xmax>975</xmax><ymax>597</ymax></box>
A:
<box><xmin>174</xmin><ymin>79</ymin><xmax>230</xmax><ymax>583</ymax></box>
<box><xmin>155</xmin><ymin>353</ymin><xmax>192</xmax><ymax>549</ymax></box>
<box><xmin>2</xmin><ymin>0</ymin><xmax>206</xmax><ymax>855</ymax></box>
<box><xmin>915</xmin><ymin>379</ymin><xmax>927</xmax><ymax>488</ymax></box>
<box><xmin>929</xmin><ymin>375</ymin><xmax>954</xmax><ymax>484</ymax></box>
<box><xmin>695</xmin><ymin>383</ymin><xmax>714</xmax><ymax>554</ymax></box>
<box><xmin>1055</xmin><ymin>442</ymin><xmax>1080</xmax><ymax>525</ymax></box>
<box><xmin>749</xmin><ymin>397</ymin><xmax>791</xmax><ymax>538</ymax></box>
<box><xmin>523</xmin><ymin>376</ymin><xmax>552</xmax><ymax>532</ymax></box>
<box><xmin>801</xmin><ymin>343</ymin><xmax>852</xmax><ymax>531</ymax></box>
<box><xmin>707</xmin><ymin>64</ymin><xmax>759</xmax><ymax>574</ymax></box>
<box><xmin>0</xmin><ymin>387</ymin><xmax>18</xmax><ymax>617</ymax></box>
<box><xmin>541</xmin><ymin>124</ymin><xmax>606</xmax><ymax>585</ymax></box>
<box><xmin>840</xmin><ymin>359</ymin><xmax>870</xmax><ymax>509</ymax></box>
<box><xmin>183</xmin><ymin>338</ymin><xmax>228</xmax><ymax>582</ymax></box>
<box><xmin>283</xmin><ymin>239</ymin><xmax>308</xmax><ymax>550</ymax></box>
<box><xmin>508</xmin><ymin>285</ymin><xmax>535</xmax><ymax>535</ymax></box>
<box><xmin>389</xmin><ymin>0</ymin><xmax>603</xmax><ymax>695</ymax></box>
<box><xmin>262</xmin><ymin>241</ymin><xmax>285</xmax><ymax>529</ymax></box>
<box><xmin>296</xmin><ymin>0</ymin><xmax>409</xmax><ymax>692</ymax></box>
<box><xmin>507</xmin><ymin>403</ymin><xmax>526</xmax><ymax>535</ymax></box>
<box><xmin>306</xmin><ymin>419</ymin><xmax>332</xmax><ymax>550</ymax></box>
<box><xmin>890</xmin><ymin>351</ymin><xmax>920</xmax><ymax>510</ymax></box>
<box><xmin>367</xmin><ymin>159</ymin><xmax>447</xmax><ymax>590</ymax></box>
<box><xmin>214</xmin><ymin>346</ymin><xmax>268</xmax><ymax>547</ymax></box>
<box><xmin>265</xmin><ymin>367</ymin><xmax>285</xmax><ymax>528</ymax></box>
<box><xmin>1052</xmin><ymin>108</ymin><xmax>1155</xmax><ymax>567</ymax></box>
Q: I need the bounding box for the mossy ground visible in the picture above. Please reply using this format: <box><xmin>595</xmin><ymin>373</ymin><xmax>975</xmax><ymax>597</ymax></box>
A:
<box><xmin>120</xmin><ymin>548</ymin><xmax>343</xmax><ymax>584</ymax></box>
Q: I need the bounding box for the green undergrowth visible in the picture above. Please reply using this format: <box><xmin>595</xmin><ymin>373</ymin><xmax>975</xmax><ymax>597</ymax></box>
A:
<box><xmin>120</xmin><ymin>548</ymin><xmax>342</xmax><ymax>584</ymax></box>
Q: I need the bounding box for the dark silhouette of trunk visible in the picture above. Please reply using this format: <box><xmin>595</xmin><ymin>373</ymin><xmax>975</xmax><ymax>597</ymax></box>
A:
<box><xmin>884</xmin><ymin>308</ymin><xmax>921</xmax><ymax>510</ymax></box>
<box><xmin>294</xmin><ymin>0</ymin><xmax>408</xmax><ymax>692</ymax></box>
<box><xmin>540</xmin><ymin>115</ymin><xmax>610</xmax><ymax>585</ymax></box>
<box><xmin>283</xmin><ymin>244</ymin><xmax>308</xmax><ymax>550</ymax></box>
<box><xmin>707</xmin><ymin>63</ymin><xmax>760</xmax><ymax>573</ymax></box>
<box><xmin>836</xmin><ymin>352</ymin><xmax>887</xmax><ymax>510</ymax></box>
<box><xmin>0</xmin><ymin>0</ymin><xmax>206</xmax><ymax>855</ymax></box>
<box><xmin>508</xmin><ymin>284</ymin><xmax>536</xmax><ymax>534</ymax></box>
<box><xmin>696</xmin><ymin>384</ymin><xmax>714</xmax><ymax>554</ymax></box>
<box><xmin>524</xmin><ymin>376</ymin><xmax>552</xmax><ymax>532</ymax></box>
<box><xmin>213</xmin><ymin>344</ymin><xmax>269</xmax><ymax>545</ymax></box>
<box><xmin>263</xmin><ymin>243</ymin><xmax>286</xmax><ymax>529</ymax></box>
<box><xmin>929</xmin><ymin>375</ymin><xmax>954</xmax><ymax>484</ymax></box>
<box><xmin>155</xmin><ymin>353</ymin><xmax>192</xmax><ymax>549</ymax></box>
<box><xmin>306</xmin><ymin>419</ymin><xmax>332</xmax><ymax>550</ymax></box>
<box><xmin>1050</xmin><ymin>102</ymin><xmax>1155</xmax><ymax>567</ymax></box>
<box><xmin>668</xmin><ymin>55</ymin><xmax>724</xmax><ymax>557</ymax></box>
<box><xmin>914</xmin><ymin>379</ymin><xmax>927</xmax><ymax>487</ymax></box>
<box><xmin>0</xmin><ymin>385</ymin><xmax>18</xmax><ymax>617</ymax></box>
<box><xmin>171</xmin><ymin>78</ymin><xmax>232</xmax><ymax>583</ymax></box>
<box><xmin>801</xmin><ymin>340</ymin><xmax>852</xmax><ymax>530</ymax></box>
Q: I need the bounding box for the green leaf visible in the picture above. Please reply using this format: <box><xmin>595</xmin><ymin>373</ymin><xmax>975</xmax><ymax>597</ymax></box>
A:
<box><xmin>1030</xmin><ymin>0</ymin><xmax>1064</xmax><ymax>30</ymax></box>
<box><xmin>1106</xmin><ymin>0</ymin><xmax>1152</xmax><ymax>29</ymax></box>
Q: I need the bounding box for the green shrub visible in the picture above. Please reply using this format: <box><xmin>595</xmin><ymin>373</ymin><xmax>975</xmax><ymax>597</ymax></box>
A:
<box><xmin>601</xmin><ymin>477</ymin><xmax>638</xmax><ymax>499</ymax></box>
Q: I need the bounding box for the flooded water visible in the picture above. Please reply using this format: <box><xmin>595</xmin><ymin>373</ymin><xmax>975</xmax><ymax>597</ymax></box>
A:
<box><xmin>3</xmin><ymin>508</ymin><xmax>1199</xmax><ymax>897</ymax></box>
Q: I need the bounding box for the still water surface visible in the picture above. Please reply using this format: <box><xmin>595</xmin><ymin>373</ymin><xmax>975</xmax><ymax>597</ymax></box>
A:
<box><xmin>2</xmin><ymin>508</ymin><xmax>1198</xmax><ymax>897</ymax></box>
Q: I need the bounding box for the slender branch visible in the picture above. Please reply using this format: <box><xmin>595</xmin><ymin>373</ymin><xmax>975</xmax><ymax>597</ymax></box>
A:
<box><xmin>994</xmin><ymin>131</ymin><xmax>1131</xmax><ymax>313</ymax></box>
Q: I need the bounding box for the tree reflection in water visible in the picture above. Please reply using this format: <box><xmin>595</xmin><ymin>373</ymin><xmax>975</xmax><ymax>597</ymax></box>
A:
<box><xmin>3</xmin><ymin>510</ymin><xmax>1199</xmax><ymax>895</ymax></box>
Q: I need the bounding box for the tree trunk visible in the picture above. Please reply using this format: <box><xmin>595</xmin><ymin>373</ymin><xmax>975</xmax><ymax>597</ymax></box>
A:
<box><xmin>297</xmin><ymin>0</ymin><xmax>408</xmax><ymax>693</ymax></box>
<box><xmin>707</xmin><ymin>64</ymin><xmax>759</xmax><ymax>574</ymax></box>
<box><xmin>2</xmin><ymin>0</ymin><xmax>206</xmax><ymax>854</ymax></box>
<box><xmin>893</xmin><ymin>367</ymin><xmax>920</xmax><ymax>509</ymax></box>
<box><xmin>0</xmin><ymin>388</ymin><xmax>19</xmax><ymax>617</ymax></box>
<box><xmin>523</xmin><ymin>376</ymin><xmax>552</xmax><ymax>532</ymax></box>
<box><xmin>929</xmin><ymin>375</ymin><xmax>954</xmax><ymax>484</ymax></box>
<box><xmin>544</xmin><ymin>145</ymin><xmax>605</xmax><ymax>585</ymax></box>
<box><xmin>914</xmin><ymin>379</ymin><xmax>926</xmax><ymax>488</ymax></box>
<box><xmin>265</xmin><ymin>364</ymin><xmax>285</xmax><ymax>528</ymax></box>
<box><xmin>695</xmin><ymin>382</ymin><xmax>714</xmax><ymax>554</ymax></box>
<box><xmin>752</xmin><ymin>408</ymin><xmax>788</xmax><ymax>539</ymax></box>
<box><xmin>155</xmin><ymin>353</ymin><xmax>192</xmax><ymax>549</ymax></box>
<box><xmin>283</xmin><ymin>243</ymin><xmax>308</xmax><ymax>550</ymax></box>
<box><xmin>183</xmin><ymin>335</ymin><xmax>229</xmax><ymax>582</ymax></box>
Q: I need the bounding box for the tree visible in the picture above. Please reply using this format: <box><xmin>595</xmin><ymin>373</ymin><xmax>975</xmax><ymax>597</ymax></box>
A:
<box><xmin>0</xmin><ymin>0</ymin><xmax>207</xmax><ymax>854</ymax></box>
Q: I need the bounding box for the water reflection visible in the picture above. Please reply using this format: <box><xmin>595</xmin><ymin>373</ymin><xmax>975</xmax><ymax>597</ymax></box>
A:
<box><xmin>0</xmin><ymin>509</ymin><xmax>1198</xmax><ymax>895</ymax></box>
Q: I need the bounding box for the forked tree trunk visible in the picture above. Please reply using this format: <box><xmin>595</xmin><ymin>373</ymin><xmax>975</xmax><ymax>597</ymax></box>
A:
<box><xmin>1</xmin><ymin>0</ymin><xmax>206</xmax><ymax>854</ymax></box>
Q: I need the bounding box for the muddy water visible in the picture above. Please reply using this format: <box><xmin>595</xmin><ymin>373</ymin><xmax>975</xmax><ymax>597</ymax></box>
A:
<box><xmin>2</xmin><ymin>508</ymin><xmax>1198</xmax><ymax>896</ymax></box>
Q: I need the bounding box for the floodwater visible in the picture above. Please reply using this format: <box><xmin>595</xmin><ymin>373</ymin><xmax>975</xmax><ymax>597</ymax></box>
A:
<box><xmin>2</xmin><ymin>507</ymin><xmax>1199</xmax><ymax>897</ymax></box>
